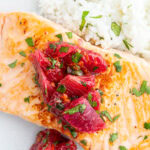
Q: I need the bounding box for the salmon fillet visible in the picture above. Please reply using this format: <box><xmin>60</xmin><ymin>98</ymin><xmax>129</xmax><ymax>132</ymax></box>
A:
<box><xmin>0</xmin><ymin>12</ymin><xmax>150</xmax><ymax>150</ymax></box>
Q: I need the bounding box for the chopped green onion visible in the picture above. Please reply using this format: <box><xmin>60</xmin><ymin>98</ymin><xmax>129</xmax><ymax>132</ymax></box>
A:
<box><xmin>47</xmin><ymin>104</ymin><xmax>52</xmax><ymax>111</ymax></box>
<box><xmin>21</xmin><ymin>62</ymin><xmax>25</xmax><ymax>67</ymax></box>
<box><xmin>119</xmin><ymin>146</ymin><xmax>127</xmax><ymax>150</ymax></box>
<box><xmin>80</xmin><ymin>139</ymin><xmax>87</xmax><ymax>145</ymax></box>
<box><xmin>109</xmin><ymin>132</ymin><xmax>118</xmax><ymax>143</ymax></box>
<box><xmin>19</xmin><ymin>51</ymin><xmax>26</xmax><ymax>57</ymax></box>
<box><xmin>8</xmin><ymin>60</ymin><xmax>17</xmax><ymax>68</ymax></box>
<box><xmin>144</xmin><ymin>122</ymin><xmax>150</xmax><ymax>129</ymax></box>
<box><xmin>49</xmin><ymin>44</ymin><xmax>56</xmax><ymax>51</ymax></box>
<box><xmin>144</xmin><ymin>135</ymin><xmax>148</xmax><ymax>140</ymax></box>
<box><xmin>72</xmin><ymin>52</ymin><xmax>82</xmax><ymax>63</ymax></box>
<box><xmin>24</xmin><ymin>96</ymin><xmax>30</xmax><ymax>103</ymax></box>
<box><xmin>97</xmin><ymin>89</ymin><xmax>103</xmax><ymax>96</ymax></box>
<box><xmin>90</xmin><ymin>15</ymin><xmax>102</xmax><ymax>19</ymax></box>
<box><xmin>57</xmin><ymin>85</ymin><xmax>66</xmax><ymax>93</ymax></box>
<box><xmin>111</xmin><ymin>22</ymin><xmax>121</xmax><ymax>36</ymax></box>
<box><xmin>51</xmin><ymin>58</ymin><xmax>57</xmax><ymax>69</ymax></box>
<box><xmin>81</xmin><ymin>81</ymin><xmax>87</xmax><ymax>87</ymax></box>
<box><xmin>123</xmin><ymin>39</ymin><xmax>133</xmax><ymax>50</ymax></box>
<box><xmin>66</xmin><ymin>32</ymin><xmax>73</xmax><ymax>39</ymax></box>
<box><xmin>25</xmin><ymin>37</ymin><xmax>34</xmax><ymax>47</ymax></box>
<box><xmin>93</xmin><ymin>66</ymin><xmax>99</xmax><ymax>71</ymax></box>
<box><xmin>56</xmin><ymin>103</ymin><xmax>65</xmax><ymax>110</ymax></box>
<box><xmin>0</xmin><ymin>83</ymin><xmax>2</xmax><ymax>87</ymax></box>
<box><xmin>113</xmin><ymin>61</ymin><xmax>122</xmax><ymax>72</ymax></box>
<box><xmin>114</xmin><ymin>53</ymin><xmax>122</xmax><ymax>59</ymax></box>
<box><xmin>64</xmin><ymin>104</ymin><xmax>86</xmax><ymax>115</ymax></box>
<box><xmin>112</xmin><ymin>114</ymin><xmax>120</xmax><ymax>122</ymax></box>
<box><xmin>56</xmin><ymin>34</ymin><xmax>63</xmax><ymax>41</ymax></box>
<box><xmin>100</xmin><ymin>110</ymin><xmax>113</xmax><ymax>122</ymax></box>
<box><xmin>59</xmin><ymin>46</ymin><xmax>69</xmax><ymax>53</ymax></box>
<box><xmin>80</xmin><ymin>11</ymin><xmax>90</xmax><ymax>31</ymax></box>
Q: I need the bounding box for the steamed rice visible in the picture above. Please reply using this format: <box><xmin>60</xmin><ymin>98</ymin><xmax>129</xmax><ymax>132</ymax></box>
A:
<box><xmin>38</xmin><ymin>0</ymin><xmax>150</xmax><ymax>60</ymax></box>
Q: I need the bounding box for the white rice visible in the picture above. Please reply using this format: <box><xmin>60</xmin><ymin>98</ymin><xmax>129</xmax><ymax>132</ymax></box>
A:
<box><xmin>38</xmin><ymin>0</ymin><xmax>150</xmax><ymax>60</ymax></box>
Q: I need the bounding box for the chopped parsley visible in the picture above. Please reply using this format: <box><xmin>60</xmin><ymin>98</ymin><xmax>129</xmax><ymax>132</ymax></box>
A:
<box><xmin>119</xmin><ymin>146</ymin><xmax>127</xmax><ymax>150</ymax></box>
<box><xmin>100</xmin><ymin>110</ymin><xmax>113</xmax><ymax>122</ymax></box>
<box><xmin>93</xmin><ymin>66</ymin><xmax>99</xmax><ymax>71</ymax></box>
<box><xmin>72</xmin><ymin>52</ymin><xmax>82</xmax><ymax>63</ymax></box>
<box><xmin>144</xmin><ymin>122</ymin><xmax>150</xmax><ymax>129</ymax></box>
<box><xmin>123</xmin><ymin>39</ymin><xmax>133</xmax><ymax>50</ymax></box>
<box><xmin>56</xmin><ymin>103</ymin><xmax>64</xmax><ymax>110</ymax></box>
<box><xmin>58</xmin><ymin>119</ymin><xmax>62</xmax><ymax>124</ymax></box>
<box><xmin>56</xmin><ymin>34</ymin><xmax>63</xmax><ymax>41</ymax></box>
<box><xmin>81</xmin><ymin>81</ymin><xmax>87</xmax><ymax>87</ymax></box>
<box><xmin>51</xmin><ymin>58</ymin><xmax>57</xmax><ymax>69</ymax></box>
<box><xmin>8</xmin><ymin>60</ymin><xmax>17</xmax><ymax>68</ymax></box>
<box><xmin>87</xmin><ymin>93</ymin><xmax>97</xmax><ymax>107</ymax></box>
<box><xmin>0</xmin><ymin>83</ymin><xmax>2</xmax><ymax>87</ymax></box>
<box><xmin>43</xmin><ymin>138</ymin><xmax>47</xmax><ymax>144</ymax></box>
<box><xmin>24</xmin><ymin>96</ymin><xmax>30</xmax><ymax>103</ymax></box>
<box><xmin>97</xmin><ymin>89</ymin><xmax>103</xmax><ymax>96</ymax></box>
<box><xmin>64</xmin><ymin>104</ymin><xmax>86</xmax><ymax>115</ymax></box>
<box><xmin>80</xmin><ymin>139</ymin><xmax>87</xmax><ymax>145</ymax></box>
<box><xmin>112</xmin><ymin>114</ymin><xmax>120</xmax><ymax>122</ymax></box>
<box><xmin>59</xmin><ymin>63</ymin><xmax>63</xmax><ymax>69</ymax></box>
<box><xmin>90</xmin><ymin>15</ymin><xmax>102</xmax><ymax>19</ymax></box>
<box><xmin>113</xmin><ymin>61</ymin><xmax>122</xmax><ymax>72</ymax></box>
<box><xmin>64</xmin><ymin>126</ymin><xmax>77</xmax><ymax>138</ymax></box>
<box><xmin>21</xmin><ymin>62</ymin><xmax>25</xmax><ymax>67</ymax></box>
<box><xmin>131</xmin><ymin>80</ymin><xmax>150</xmax><ymax>96</ymax></box>
<box><xmin>25</xmin><ymin>37</ymin><xmax>34</xmax><ymax>47</ymax></box>
<box><xmin>59</xmin><ymin>46</ymin><xmax>69</xmax><ymax>53</ymax></box>
<box><xmin>19</xmin><ymin>51</ymin><xmax>26</xmax><ymax>57</ymax></box>
<box><xmin>57</xmin><ymin>85</ymin><xmax>66</xmax><ymax>93</ymax></box>
<box><xmin>114</xmin><ymin>53</ymin><xmax>122</xmax><ymax>59</ymax></box>
<box><xmin>66</xmin><ymin>32</ymin><xmax>73</xmax><ymax>39</ymax></box>
<box><xmin>47</xmin><ymin>104</ymin><xmax>52</xmax><ymax>111</ymax></box>
<box><xmin>109</xmin><ymin>132</ymin><xmax>118</xmax><ymax>143</ymax></box>
<box><xmin>45</xmin><ymin>88</ymin><xmax>48</xmax><ymax>95</ymax></box>
<box><xmin>49</xmin><ymin>44</ymin><xmax>56</xmax><ymax>51</ymax></box>
<box><xmin>80</xmin><ymin>11</ymin><xmax>90</xmax><ymax>31</ymax></box>
<box><xmin>33</xmin><ymin>73</ymin><xmax>39</xmax><ymax>85</ymax></box>
<box><xmin>144</xmin><ymin>135</ymin><xmax>148</xmax><ymax>140</ymax></box>
<box><xmin>111</xmin><ymin>22</ymin><xmax>121</xmax><ymax>36</ymax></box>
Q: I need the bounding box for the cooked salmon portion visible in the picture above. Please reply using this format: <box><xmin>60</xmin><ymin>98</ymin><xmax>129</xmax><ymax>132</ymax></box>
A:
<box><xmin>0</xmin><ymin>12</ymin><xmax>150</xmax><ymax>150</ymax></box>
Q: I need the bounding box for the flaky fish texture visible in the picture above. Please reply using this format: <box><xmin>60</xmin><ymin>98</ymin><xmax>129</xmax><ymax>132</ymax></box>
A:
<box><xmin>0</xmin><ymin>12</ymin><xmax>150</xmax><ymax>150</ymax></box>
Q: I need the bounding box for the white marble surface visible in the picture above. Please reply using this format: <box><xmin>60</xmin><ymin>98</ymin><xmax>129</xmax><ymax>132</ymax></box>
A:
<box><xmin>0</xmin><ymin>0</ymin><xmax>44</xmax><ymax>150</ymax></box>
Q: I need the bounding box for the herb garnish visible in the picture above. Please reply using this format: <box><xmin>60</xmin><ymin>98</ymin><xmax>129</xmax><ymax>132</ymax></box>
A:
<box><xmin>43</xmin><ymin>138</ymin><xmax>47</xmax><ymax>144</ymax></box>
<box><xmin>51</xmin><ymin>58</ymin><xmax>57</xmax><ymax>69</ymax></box>
<box><xmin>119</xmin><ymin>146</ymin><xmax>127</xmax><ymax>150</ymax></box>
<box><xmin>114</xmin><ymin>53</ymin><xmax>122</xmax><ymax>59</ymax></box>
<box><xmin>21</xmin><ymin>63</ymin><xmax>25</xmax><ymax>67</ymax></box>
<box><xmin>66</xmin><ymin>32</ymin><xmax>73</xmax><ymax>39</ymax></box>
<box><xmin>56</xmin><ymin>103</ymin><xmax>65</xmax><ymax>110</ymax></box>
<box><xmin>93</xmin><ymin>66</ymin><xmax>99</xmax><ymax>71</ymax></box>
<box><xmin>25</xmin><ymin>37</ymin><xmax>34</xmax><ymax>47</ymax></box>
<box><xmin>64</xmin><ymin>104</ymin><xmax>86</xmax><ymax>115</ymax></box>
<box><xmin>33</xmin><ymin>73</ymin><xmax>39</xmax><ymax>85</ymax></box>
<box><xmin>56</xmin><ymin>34</ymin><xmax>63</xmax><ymax>41</ymax></box>
<box><xmin>131</xmin><ymin>80</ymin><xmax>150</xmax><ymax>96</ymax></box>
<box><xmin>0</xmin><ymin>83</ymin><xmax>2</xmax><ymax>87</ymax></box>
<box><xmin>47</xmin><ymin>104</ymin><xmax>52</xmax><ymax>111</ymax></box>
<box><xmin>144</xmin><ymin>135</ymin><xmax>148</xmax><ymax>140</ymax></box>
<box><xmin>63</xmin><ymin>125</ymin><xmax>77</xmax><ymax>138</ymax></box>
<box><xmin>58</xmin><ymin>119</ymin><xmax>62</xmax><ymax>124</ymax></box>
<box><xmin>19</xmin><ymin>51</ymin><xmax>26</xmax><ymax>57</ymax></box>
<box><xmin>123</xmin><ymin>39</ymin><xmax>133</xmax><ymax>50</ymax></box>
<box><xmin>112</xmin><ymin>114</ymin><xmax>120</xmax><ymax>122</ymax></box>
<box><xmin>80</xmin><ymin>139</ymin><xmax>87</xmax><ymax>145</ymax></box>
<box><xmin>59</xmin><ymin>63</ymin><xmax>63</xmax><ymax>69</ymax></box>
<box><xmin>80</xmin><ymin>11</ymin><xmax>90</xmax><ymax>31</ymax></box>
<box><xmin>97</xmin><ymin>89</ymin><xmax>103</xmax><ymax>96</ymax></box>
<box><xmin>59</xmin><ymin>46</ymin><xmax>69</xmax><ymax>53</ymax></box>
<box><xmin>144</xmin><ymin>122</ymin><xmax>150</xmax><ymax>129</ymax></box>
<box><xmin>100</xmin><ymin>110</ymin><xmax>113</xmax><ymax>122</ymax></box>
<box><xmin>109</xmin><ymin>132</ymin><xmax>118</xmax><ymax>142</ymax></box>
<box><xmin>24</xmin><ymin>96</ymin><xmax>30</xmax><ymax>103</ymax></box>
<box><xmin>57</xmin><ymin>85</ymin><xmax>66</xmax><ymax>93</ymax></box>
<box><xmin>113</xmin><ymin>61</ymin><xmax>122</xmax><ymax>72</ymax></box>
<box><xmin>49</xmin><ymin>44</ymin><xmax>56</xmax><ymax>51</ymax></box>
<box><xmin>90</xmin><ymin>15</ymin><xmax>102</xmax><ymax>19</ymax></box>
<box><xmin>87</xmin><ymin>93</ymin><xmax>97</xmax><ymax>107</ymax></box>
<box><xmin>81</xmin><ymin>81</ymin><xmax>87</xmax><ymax>87</ymax></box>
<box><xmin>8</xmin><ymin>60</ymin><xmax>17</xmax><ymax>68</ymax></box>
<box><xmin>111</xmin><ymin>22</ymin><xmax>121</xmax><ymax>36</ymax></box>
<box><xmin>72</xmin><ymin>52</ymin><xmax>82</xmax><ymax>63</ymax></box>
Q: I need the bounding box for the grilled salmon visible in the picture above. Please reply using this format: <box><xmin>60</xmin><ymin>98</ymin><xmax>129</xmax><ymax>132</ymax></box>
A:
<box><xmin>0</xmin><ymin>12</ymin><xmax>150</xmax><ymax>150</ymax></box>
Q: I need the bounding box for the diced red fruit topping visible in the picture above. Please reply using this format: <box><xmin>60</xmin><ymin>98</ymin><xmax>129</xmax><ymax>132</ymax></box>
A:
<box><xmin>57</xmin><ymin>75</ymin><xmax>95</xmax><ymax>97</ymax></box>
<box><xmin>63</xmin><ymin>97</ymin><xmax>105</xmax><ymax>132</ymax></box>
<box><xmin>30</xmin><ymin>52</ymin><xmax>55</xmax><ymax>103</ymax></box>
<box><xmin>30</xmin><ymin>129</ymin><xmax>77</xmax><ymax>150</ymax></box>
<box><xmin>63</xmin><ymin>46</ymin><xmax>107</xmax><ymax>74</ymax></box>
<box><xmin>84</xmin><ymin>91</ymin><xmax>101</xmax><ymax>111</ymax></box>
<box><xmin>45</xmin><ymin>42</ymin><xmax>76</xmax><ymax>58</ymax></box>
